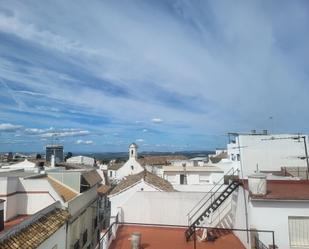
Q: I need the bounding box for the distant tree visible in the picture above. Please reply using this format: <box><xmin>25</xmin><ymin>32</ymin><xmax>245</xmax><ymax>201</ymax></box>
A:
<box><xmin>65</xmin><ymin>152</ymin><xmax>73</xmax><ymax>161</ymax></box>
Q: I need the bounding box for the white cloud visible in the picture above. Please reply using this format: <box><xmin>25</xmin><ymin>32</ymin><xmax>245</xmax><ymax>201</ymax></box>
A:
<box><xmin>151</xmin><ymin>118</ymin><xmax>163</xmax><ymax>124</ymax></box>
<box><xmin>41</xmin><ymin>130</ymin><xmax>90</xmax><ymax>138</ymax></box>
<box><xmin>76</xmin><ymin>139</ymin><xmax>93</xmax><ymax>145</ymax></box>
<box><xmin>0</xmin><ymin>123</ymin><xmax>23</xmax><ymax>132</ymax></box>
<box><xmin>142</xmin><ymin>129</ymin><xmax>148</xmax><ymax>133</ymax></box>
<box><xmin>136</xmin><ymin>138</ymin><xmax>144</xmax><ymax>143</ymax></box>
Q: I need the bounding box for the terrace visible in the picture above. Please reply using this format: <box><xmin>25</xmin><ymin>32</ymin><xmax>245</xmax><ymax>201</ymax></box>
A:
<box><xmin>100</xmin><ymin>222</ymin><xmax>246</xmax><ymax>249</ymax></box>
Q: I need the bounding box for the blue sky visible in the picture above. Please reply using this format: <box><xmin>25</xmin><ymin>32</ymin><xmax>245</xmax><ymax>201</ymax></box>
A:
<box><xmin>0</xmin><ymin>0</ymin><xmax>309</xmax><ymax>152</ymax></box>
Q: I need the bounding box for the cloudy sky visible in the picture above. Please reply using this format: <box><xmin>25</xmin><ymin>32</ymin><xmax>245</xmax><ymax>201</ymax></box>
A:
<box><xmin>0</xmin><ymin>0</ymin><xmax>309</xmax><ymax>152</ymax></box>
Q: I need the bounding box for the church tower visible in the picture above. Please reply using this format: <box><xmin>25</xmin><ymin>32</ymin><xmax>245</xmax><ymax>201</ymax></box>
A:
<box><xmin>129</xmin><ymin>143</ymin><xmax>138</xmax><ymax>160</ymax></box>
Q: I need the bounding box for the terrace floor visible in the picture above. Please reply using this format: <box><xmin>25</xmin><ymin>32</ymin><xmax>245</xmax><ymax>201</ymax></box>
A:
<box><xmin>109</xmin><ymin>225</ymin><xmax>245</xmax><ymax>249</ymax></box>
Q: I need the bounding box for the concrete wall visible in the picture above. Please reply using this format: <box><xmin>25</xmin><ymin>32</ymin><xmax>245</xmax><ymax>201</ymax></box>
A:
<box><xmin>37</xmin><ymin>224</ymin><xmax>66</xmax><ymax>249</ymax></box>
<box><xmin>120</xmin><ymin>192</ymin><xmax>205</xmax><ymax>225</ymax></box>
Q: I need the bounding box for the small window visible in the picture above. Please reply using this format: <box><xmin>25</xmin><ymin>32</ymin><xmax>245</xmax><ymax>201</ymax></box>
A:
<box><xmin>83</xmin><ymin>230</ymin><xmax>88</xmax><ymax>246</ymax></box>
<box><xmin>131</xmin><ymin>165</ymin><xmax>134</xmax><ymax>170</ymax></box>
<box><xmin>109</xmin><ymin>171</ymin><xmax>113</xmax><ymax>177</ymax></box>
<box><xmin>141</xmin><ymin>188</ymin><xmax>144</xmax><ymax>191</ymax></box>
<box><xmin>237</xmin><ymin>154</ymin><xmax>240</xmax><ymax>161</ymax></box>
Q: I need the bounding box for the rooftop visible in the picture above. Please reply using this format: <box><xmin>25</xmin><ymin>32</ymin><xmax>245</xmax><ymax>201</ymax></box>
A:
<box><xmin>48</xmin><ymin>176</ymin><xmax>78</xmax><ymax>202</ymax></box>
<box><xmin>1</xmin><ymin>209</ymin><xmax>69</xmax><ymax>249</ymax></box>
<box><xmin>138</xmin><ymin>155</ymin><xmax>188</xmax><ymax>166</ymax></box>
<box><xmin>109</xmin><ymin>225</ymin><xmax>245</xmax><ymax>249</ymax></box>
<box><xmin>0</xmin><ymin>170</ymin><xmax>43</xmax><ymax>178</ymax></box>
<box><xmin>247</xmin><ymin>180</ymin><xmax>309</xmax><ymax>200</ymax></box>
<box><xmin>109</xmin><ymin>171</ymin><xmax>174</xmax><ymax>195</ymax></box>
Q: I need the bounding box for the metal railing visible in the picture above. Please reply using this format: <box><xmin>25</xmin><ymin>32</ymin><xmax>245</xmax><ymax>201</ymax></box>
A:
<box><xmin>187</xmin><ymin>167</ymin><xmax>239</xmax><ymax>225</ymax></box>
<box><xmin>255</xmin><ymin>235</ymin><xmax>269</xmax><ymax>249</ymax></box>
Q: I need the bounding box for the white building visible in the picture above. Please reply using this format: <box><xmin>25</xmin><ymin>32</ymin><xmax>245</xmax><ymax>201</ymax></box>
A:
<box><xmin>0</xmin><ymin>201</ymin><xmax>69</xmax><ymax>249</ymax></box>
<box><xmin>66</xmin><ymin>155</ymin><xmax>95</xmax><ymax>166</ymax></box>
<box><xmin>108</xmin><ymin>171</ymin><xmax>174</xmax><ymax>216</ymax></box>
<box><xmin>108</xmin><ymin>143</ymin><xmax>144</xmax><ymax>182</ymax></box>
<box><xmin>227</xmin><ymin>132</ymin><xmax>309</xmax><ymax>177</ymax></box>
<box><xmin>0</xmin><ymin>168</ymin><xmax>102</xmax><ymax>249</ymax></box>
<box><xmin>162</xmin><ymin>165</ymin><xmax>223</xmax><ymax>191</ymax></box>
<box><xmin>234</xmin><ymin>175</ymin><xmax>309</xmax><ymax>249</ymax></box>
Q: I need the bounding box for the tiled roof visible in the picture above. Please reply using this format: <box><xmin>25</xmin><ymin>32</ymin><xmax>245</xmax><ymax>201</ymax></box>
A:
<box><xmin>138</xmin><ymin>155</ymin><xmax>188</xmax><ymax>166</ymax></box>
<box><xmin>209</xmin><ymin>152</ymin><xmax>228</xmax><ymax>163</ymax></box>
<box><xmin>82</xmin><ymin>170</ymin><xmax>102</xmax><ymax>187</ymax></box>
<box><xmin>109</xmin><ymin>171</ymin><xmax>174</xmax><ymax>195</ymax></box>
<box><xmin>108</xmin><ymin>163</ymin><xmax>123</xmax><ymax>171</ymax></box>
<box><xmin>1</xmin><ymin>209</ymin><xmax>69</xmax><ymax>249</ymax></box>
<box><xmin>48</xmin><ymin>177</ymin><xmax>78</xmax><ymax>202</ymax></box>
<box><xmin>97</xmin><ymin>184</ymin><xmax>111</xmax><ymax>195</ymax></box>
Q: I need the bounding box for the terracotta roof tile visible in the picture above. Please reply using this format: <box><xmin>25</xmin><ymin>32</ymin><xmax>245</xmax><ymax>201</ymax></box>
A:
<box><xmin>48</xmin><ymin>177</ymin><xmax>78</xmax><ymax>202</ymax></box>
<box><xmin>97</xmin><ymin>184</ymin><xmax>111</xmax><ymax>195</ymax></box>
<box><xmin>82</xmin><ymin>170</ymin><xmax>102</xmax><ymax>187</ymax></box>
<box><xmin>1</xmin><ymin>209</ymin><xmax>69</xmax><ymax>249</ymax></box>
<box><xmin>109</xmin><ymin>171</ymin><xmax>174</xmax><ymax>195</ymax></box>
<box><xmin>138</xmin><ymin>155</ymin><xmax>188</xmax><ymax>166</ymax></box>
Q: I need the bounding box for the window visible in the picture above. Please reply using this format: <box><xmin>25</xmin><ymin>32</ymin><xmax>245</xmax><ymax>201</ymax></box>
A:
<box><xmin>131</xmin><ymin>165</ymin><xmax>134</xmax><ymax>170</ymax></box>
<box><xmin>289</xmin><ymin>216</ymin><xmax>309</xmax><ymax>248</ymax></box>
<box><xmin>199</xmin><ymin>175</ymin><xmax>210</xmax><ymax>184</ymax></box>
<box><xmin>83</xmin><ymin>230</ymin><xmax>88</xmax><ymax>246</ymax></box>
<box><xmin>180</xmin><ymin>174</ymin><xmax>187</xmax><ymax>185</ymax></box>
<box><xmin>109</xmin><ymin>171</ymin><xmax>113</xmax><ymax>177</ymax></box>
<box><xmin>237</xmin><ymin>154</ymin><xmax>241</xmax><ymax>161</ymax></box>
<box><xmin>94</xmin><ymin>217</ymin><xmax>98</xmax><ymax>229</ymax></box>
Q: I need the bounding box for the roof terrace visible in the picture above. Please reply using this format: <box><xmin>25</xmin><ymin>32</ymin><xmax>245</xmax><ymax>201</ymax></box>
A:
<box><xmin>107</xmin><ymin>225</ymin><xmax>245</xmax><ymax>249</ymax></box>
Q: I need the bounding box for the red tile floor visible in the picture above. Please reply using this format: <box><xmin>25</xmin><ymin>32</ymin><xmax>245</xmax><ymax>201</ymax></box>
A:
<box><xmin>109</xmin><ymin>225</ymin><xmax>245</xmax><ymax>249</ymax></box>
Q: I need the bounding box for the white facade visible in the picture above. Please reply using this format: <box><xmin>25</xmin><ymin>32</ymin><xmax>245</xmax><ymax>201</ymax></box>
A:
<box><xmin>227</xmin><ymin>133</ymin><xmax>309</xmax><ymax>177</ymax></box>
<box><xmin>162</xmin><ymin>166</ymin><xmax>223</xmax><ymax>191</ymax></box>
<box><xmin>1</xmin><ymin>159</ymin><xmax>36</xmax><ymax>170</ymax></box>
<box><xmin>109</xmin><ymin>179</ymin><xmax>161</xmax><ymax>216</ymax></box>
<box><xmin>66</xmin><ymin>155</ymin><xmax>95</xmax><ymax>166</ymax></box>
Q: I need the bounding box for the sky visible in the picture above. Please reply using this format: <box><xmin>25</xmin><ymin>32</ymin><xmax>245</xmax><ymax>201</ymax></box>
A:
<box><xmin>0</xmin><ymin>0</ymin><xmax>309</xmax><ymax>153</ymax></box>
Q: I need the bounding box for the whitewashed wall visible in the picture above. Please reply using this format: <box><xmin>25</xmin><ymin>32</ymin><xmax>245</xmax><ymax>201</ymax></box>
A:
<box><xmin>120</xmin><ymin>192</ymin><xmax>205</xmax><ymax>225</ymax></box>
<box><xmin>109</xmin><ymin>180</ymin><xmax>159</xmax><ymax>216</ymax></box>
<box><xmin>249</xmin><ymin>200</ymin><xmax>309</xmax><ymax>249</ymax></box>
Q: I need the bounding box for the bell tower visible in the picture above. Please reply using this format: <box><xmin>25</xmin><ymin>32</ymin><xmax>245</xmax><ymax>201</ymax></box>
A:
<box><xmin>129</xmin><ymin>143</ymin><xmax>138</xmax><ymax>159</ymax></box>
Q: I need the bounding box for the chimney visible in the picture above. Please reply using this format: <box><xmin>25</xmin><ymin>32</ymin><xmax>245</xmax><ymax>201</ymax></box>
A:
<box><xmin>51</xmin><ymin>154</ymin><xmax>55</xmax><ymax>167</ymax></box>
<box><xmin>248</xmin><ymin>174</ymin><xmax>267</xmax><ymax>196</ymax></box>
<box><xmin>0</xmin><ymin>199</ymin><xmax>5</xmax><ymax>232</ymax></box>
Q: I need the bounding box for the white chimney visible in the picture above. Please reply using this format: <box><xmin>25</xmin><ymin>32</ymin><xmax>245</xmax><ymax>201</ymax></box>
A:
<box><xmin>248</xmin><ymin>174</ymin><xmax>267</xmax><ymax>196</ymax></box>
<box><xmin>51</xmin><ymin>154</ymin><xmax>55</xmax><ymax>168</ymax></box>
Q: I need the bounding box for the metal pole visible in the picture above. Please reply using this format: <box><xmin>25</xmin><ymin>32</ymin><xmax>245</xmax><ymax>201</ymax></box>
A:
<box><xmin>272</xmin><ymin>231</ymin><xmax>276</xmax><ymax>249</ymax></box>
<box><xmin>302</xmin><ymin>136</ymin><xmax>309</xmax><ymax>180</ymax></box>
<box><xmin>193</xmin><ymin>226</ymin><xmax>196</xmax><ymax>249</ymax></box>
